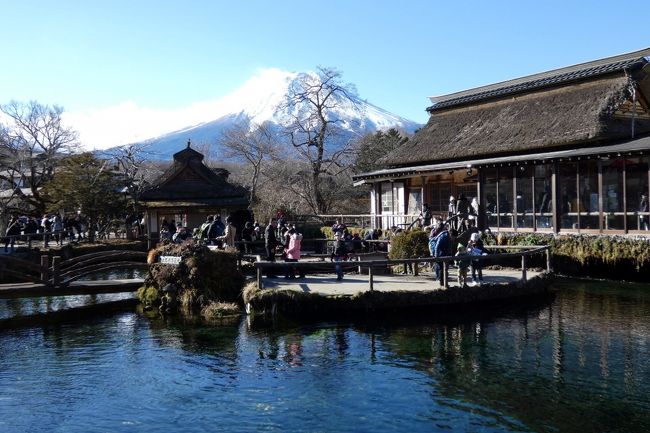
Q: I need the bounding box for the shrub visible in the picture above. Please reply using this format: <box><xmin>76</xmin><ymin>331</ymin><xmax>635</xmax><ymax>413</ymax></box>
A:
<box><xmin>388</xmin><ymin>229</ymin><xmax>430</xmax><ymax>259</ymax></box>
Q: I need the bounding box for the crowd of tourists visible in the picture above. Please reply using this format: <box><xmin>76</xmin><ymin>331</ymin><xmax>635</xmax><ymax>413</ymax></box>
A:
<box><xmin>3</xmin><ymin>213</ymin><xmax>92</xmax><ymax>252</ymax></box>
<box><xmin>418</xmin><ymin>194</ymin><xmax>480</xmax><ymax>233</ymax></box>
<box><xmin>427</xmin><ymin>222</ymin><xmax>486</xmax><ymax>287</ymax></box>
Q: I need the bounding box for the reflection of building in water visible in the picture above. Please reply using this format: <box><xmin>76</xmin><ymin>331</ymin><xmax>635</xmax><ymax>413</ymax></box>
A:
<box><xmin>354</xmin><ymin>48</ymin><xmax>650</xmax><ymax>234</ymax></box>
<box><xmin>405</xmin><ymin>285</ymin><xmax>650</xmax><ymax>432</ymax></box>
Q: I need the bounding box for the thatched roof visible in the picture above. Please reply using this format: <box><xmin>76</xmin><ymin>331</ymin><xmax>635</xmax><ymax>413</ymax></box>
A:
<box><xmin>140</xmin><ymin>142</ymin><xmax>248</xmax><ymax>207</ymax></box>
<box><xmin>379</xmin><ymin>49</ymin><xmax>650</xmax><ymax>169</ymax></box>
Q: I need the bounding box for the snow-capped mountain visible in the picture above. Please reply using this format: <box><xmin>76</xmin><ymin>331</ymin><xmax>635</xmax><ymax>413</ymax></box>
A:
<box><xmin>93</xmin><ymin>69</ymin><xmax>421</xmax><ymax>159</ymax></box>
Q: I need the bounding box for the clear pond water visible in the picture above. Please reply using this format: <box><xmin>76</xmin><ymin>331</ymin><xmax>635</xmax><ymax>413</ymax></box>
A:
<box><xmin>1</xmin><ymin>278</ymin><xmax>649</xmax><ymax>433</ymax></box>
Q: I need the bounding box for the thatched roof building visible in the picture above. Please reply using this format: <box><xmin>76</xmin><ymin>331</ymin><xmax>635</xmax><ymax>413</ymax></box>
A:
<box><xmin>140</xmin><ymin>141</ymin><xmax>248</xmax><ymax>208</ymax></box>
<box><xmin>141</xmin><ymin>141</ymin><xmax>249</xmax><ymax>242</ymax></box>
<box><xmin>359</xmin><ymin>48</ymin><xmax>650</xmax><ymax>175</ymax></box>
<box><xmin>354</xmin><ymin>48</ymin><xmax>650</xmax><ymax>235</ymax></box>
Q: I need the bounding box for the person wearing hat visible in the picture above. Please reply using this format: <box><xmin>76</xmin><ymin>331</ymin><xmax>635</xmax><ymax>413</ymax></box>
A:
<box><xmin>469</xmin><ymin>232</ymin><xmax>486</xmax><ymax>284</ymax></box>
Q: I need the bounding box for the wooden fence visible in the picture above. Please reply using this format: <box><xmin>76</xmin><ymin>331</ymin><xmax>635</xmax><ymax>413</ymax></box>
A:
<box><xmin>253</xmin><ymin>245</ymin><xmax>551</xmax><ymax>291</ymax></box>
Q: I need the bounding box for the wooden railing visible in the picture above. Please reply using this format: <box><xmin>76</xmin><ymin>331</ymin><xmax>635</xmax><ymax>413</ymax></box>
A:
<box><xmin>0</xmin><ymin>250</ymin><xmax>148</xmax><ymax>288</ymax></box>
<box><xmin>253</xmin><ymin>245</ymin><xmax>551</xmax><ymax>291</ymax></box>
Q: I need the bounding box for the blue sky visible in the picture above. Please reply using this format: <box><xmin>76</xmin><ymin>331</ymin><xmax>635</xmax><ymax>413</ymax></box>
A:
<box><xmin>1</xmin><ymin>0</ymin><xmax>649</xmax><ymax>147</ymax></box>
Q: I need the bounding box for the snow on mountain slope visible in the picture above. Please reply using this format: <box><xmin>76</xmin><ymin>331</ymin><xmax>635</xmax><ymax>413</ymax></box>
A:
<box><xmin>91</xmin><ymin>68</ymin><xmax>421</xmax><ymax>159</ymax></box>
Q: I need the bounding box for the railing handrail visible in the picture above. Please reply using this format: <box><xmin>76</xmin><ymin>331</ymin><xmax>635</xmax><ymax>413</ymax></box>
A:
<box><xmin>253</xmin><ymin>245</ymin><xmax>550</xmax><ymax>269</ymax></box>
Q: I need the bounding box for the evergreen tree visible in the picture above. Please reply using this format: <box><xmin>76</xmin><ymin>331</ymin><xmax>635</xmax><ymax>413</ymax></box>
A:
<box><xmin>42</xmin><ymin>153</ymin><xmax>126</xmax><ymax>242</ymax></box>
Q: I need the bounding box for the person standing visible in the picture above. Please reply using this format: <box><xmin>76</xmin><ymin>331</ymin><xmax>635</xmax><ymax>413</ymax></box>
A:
<box><xmin>241</xmin><ymin>221</ymin><xmax>255</xmax><ymax>254</ymax></box>
<box><xmin>52</xmin><ymin>215</ymin><xmax>63</xmax><ymax>246</ymax></box>
<box><xmin>448</xmin><ymin>196</ymin><xmax>456</xmax><ymax>230</ymax></box>
<box><xmin>264</xmin><ymin>218</ymin><xmax>278</xmax><ymax>277</ymax></box>
<box><xmin>420</xmin><ymin>203</ymin><xmax>432</xmax><ymax>228</ymax></box>
<box><xmin>640</xmin><ymin>193</ymin><xmax>649</xmax><ymax>231</ymax></box>
<box><xmin>469</xmin><ymin>232</ymin><xmax>486</xmax><ymax>285</ymax></box>
<box><xmin>432</xmin><ymin>223</ymin><xmax>451</xmax><ymax>286</ymax></box>
<box><xmin>4</xmin><ymin>216</ymin><xmax>21</xmax><ymax>253</ymax></box>
<box><xmin>332</xmin><ymin>232</ymin><xmax>348</xmax><ymax>281</ymax></box>
<box><xmin>216</xmin><ymin>216</ymin><xmax>237</xmax><ymax>248</ymax></box>
<box><xmin>283</xmin><ymin>228</ymin><xmax>304</xmax><ymax>279</ymax></box>
<box><xmin>41</xmin><ymin>214</ymin><xmax>52</xmax><ymax>248</ymax></box>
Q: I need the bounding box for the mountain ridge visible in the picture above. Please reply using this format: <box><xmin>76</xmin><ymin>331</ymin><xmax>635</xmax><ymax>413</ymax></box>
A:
<box><xmin>116</xmin><ymin>69</ymin><xmax>422</xmax><ymax>159</ymax></box>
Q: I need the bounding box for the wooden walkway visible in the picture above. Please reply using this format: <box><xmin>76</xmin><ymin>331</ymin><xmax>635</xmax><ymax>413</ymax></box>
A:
<box><xmin>0</xmin><ymin>278</ymin><xmax>144</xmax><ymax>299</ymax></box>
<box><xmin>262</xmin><ymin>269</ymin><xmax>542</xmax><ymax>296</ymax></box>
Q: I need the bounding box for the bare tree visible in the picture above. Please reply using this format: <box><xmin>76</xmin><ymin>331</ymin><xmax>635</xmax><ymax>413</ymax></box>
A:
<box><xmin>107</xmin><ymin>142</ymin><xmax>160</xmax><ymax>214</ymax></box>
<box><xmin>0</xmin><ymin>101</ymin><xmax>77</xmax><ymax>214</ymax></box>
<box><xmin>282</xmin><ymin>67</ymin><xmax>362</xmax><ymax>214</ymax></box>
<box><xmin>219</xmin><ymin>121</ymin><xmax>280</xmax><ymax>207</ymax></box>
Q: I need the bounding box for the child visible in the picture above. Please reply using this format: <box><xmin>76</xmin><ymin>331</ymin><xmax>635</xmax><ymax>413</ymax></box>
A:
<box><xmin>469</xmin><ymin>232</ymin><xmax>486</xmax><ymax>284</ymax></box>
<box><xmin>455</xmin><ymin>243</ymin><xmax>471</xmax><ymax>287</ymax></box>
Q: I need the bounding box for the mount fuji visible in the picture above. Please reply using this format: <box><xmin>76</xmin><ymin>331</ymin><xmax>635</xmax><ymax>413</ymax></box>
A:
<box><xmin>116</xmin><ymin>69</ymin><xmax>422</xmax><ymax>160</ymax></box>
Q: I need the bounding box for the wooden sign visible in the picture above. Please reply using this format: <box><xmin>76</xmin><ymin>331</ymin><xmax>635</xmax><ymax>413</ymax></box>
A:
<box><xmin>159</xmin><ymin>256</ymin><xmax>182</xmax><ymax>265</ymax></box>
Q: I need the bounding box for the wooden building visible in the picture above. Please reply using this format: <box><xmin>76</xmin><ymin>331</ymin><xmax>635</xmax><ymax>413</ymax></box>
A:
<box><xmin>140</xmin><ymin>141</ymin><xmax>249</xmax><ymax>241</ymax></box>
<box><xmin>354</xmin><ymin>48</ymin><xmax>650</xmax><ymax>234</ymax></box>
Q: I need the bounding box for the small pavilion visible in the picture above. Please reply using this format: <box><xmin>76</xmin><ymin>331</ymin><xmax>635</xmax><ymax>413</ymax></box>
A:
<box><xmin>140</xmin><ymin>141</ymin><xmax>249</xmax><ymax>244</ymax></box>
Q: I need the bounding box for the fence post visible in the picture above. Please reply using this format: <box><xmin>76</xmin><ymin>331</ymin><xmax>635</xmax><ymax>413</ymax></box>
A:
<box><xmin>40</xmin><ymin>255</ymin><xmax>50</xmax><ymax>284</ymax></box>
<box><xmin>52</xmin><ymin>256</ymin><xmax>62</xmax><ymax>286</ymax></box>
<box><xmin>414</xmin><ymin>259</ymin><xmax>419</xmax><ymax>276</ymax></box>
<box><xmin>442</xmin><ymin>261</ymin><xmax>448</xmax><ymax>289</ymax></box>
<box><xmin>257</xmin><ymin>266</ymin><xmax>263</xmax><ymax>290</ymax></box>
<box><xmin>368</xmin><ymin>266</ymin><xmax>374</xmax><ymax>292</ymax></box>
<box><xmin>521</xmin><ymin>254</ymin><xmax>527</xmax><ymax>283</ymax></box>
<box><xmin>357</xmin><ymin>256</ymin><xmax>362</xmax><ymax>274</ymax></box>
<box><xmin>545</xmin><ymin>248</ymin><xmax>552</xmax><ymax>273</ymax></box>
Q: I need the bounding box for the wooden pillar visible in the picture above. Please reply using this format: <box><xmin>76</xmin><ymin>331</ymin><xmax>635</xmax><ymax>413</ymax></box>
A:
<box><xmin>546</xmin><ymin>248</ymin><xmax>552</xmax><ymax>273</ymax></box>
<box><xmin>521</xmin><ymin>254</ymin><xmax>527</xmax><ymax>283</ymax></box>
<box><xmin>477</xmin><ymin>168</ymin><xmax>486</xmax><ymax>230</ymax></box>
<box><xmin>598</xmin><ymin>159</ymin><xmax>603</xmax><ymax>232</ymax></box>
<box><xmin>40</xmin><ymin>255</ymin><xmax>49</xmax><ymax>284</ymax></box>
<box><xmin>551</xmin><ymin>162</ymin><xmax>559</xmax><ymax>234</ymax></box>
<box><xmin>414</xmin><ymin>260</ymin><xmax>419</xmax><ymax>276</ymax></box>
<box><xmin>52</xmin><ymin>256</ymin><xmax>62</xmax><ymax>286</ymax></box>
<box><xmin>368</xmin><ymin>266</ymin><xmax>374</xmax><ymax>291</ymax></box>
<box><xmin>623</xmin><ymin>160</ymin><xmax>627</xmax><ymax>233</ymax></box>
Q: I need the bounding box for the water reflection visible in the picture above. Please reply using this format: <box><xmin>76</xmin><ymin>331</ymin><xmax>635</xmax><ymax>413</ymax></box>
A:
<box><xmin>1</xmin><ymin>279</ymin><xmax>649</xmax><ymax>433</ymax></box>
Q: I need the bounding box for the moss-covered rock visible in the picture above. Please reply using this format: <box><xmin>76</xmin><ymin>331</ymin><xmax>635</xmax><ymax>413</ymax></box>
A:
<box><xmin>139</xmin><ymin>241</ymin><xmax>245</xmax><ymax>312</ymax></box>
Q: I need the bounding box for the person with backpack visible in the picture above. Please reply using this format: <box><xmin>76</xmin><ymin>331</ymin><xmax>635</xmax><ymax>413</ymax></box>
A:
<box><xmin>198</xmin><ymin>215</ymin><xmax>214</xmax><ymax>242</ymax></box>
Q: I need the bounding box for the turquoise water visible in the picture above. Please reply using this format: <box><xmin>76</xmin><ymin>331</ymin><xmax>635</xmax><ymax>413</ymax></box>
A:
<box><xmin>1</xmin><ymin>279</ymin><xmax>649</xmax><ymax>433</ymax></box>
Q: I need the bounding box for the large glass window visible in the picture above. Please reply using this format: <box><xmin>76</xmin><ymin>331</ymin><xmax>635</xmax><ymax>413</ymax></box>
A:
<box><xmin>515</xmin><ymin>167</ymin><xmax>534</xmax><ymax>229</ymax></box>
<box><xmin>534</xmin><ymin>165</ymin><xmax>553</xmax><ymax>230</ymax></box>
<box><xmin>484</xmin><ymin>168</ymin><xmax>498</xmax><ymax>228</ymax></box>
<box><xmin>407</xmin><ymin>189</ymin><xmax>422</xmax><ymax>216</ymax></box>
<box><xmin>602</xmin><ymin>158</ymin><xmax>624</xmax><ymax>230</ymax></box>
<box><xmin>559</xmin><ymin>163</ymin><xmax>578</xmax><ymax>230</ymax></box>
<box><xmin>626</xmin><ymin>157</ymin><xmax>649</xmax><ymax>231</ymax></box>
<box><xmin>498</xmin><ymin>168</ymin><xmax>513</xmax><ymax>229</ymax></box>
<box><xmin>380</xmin><ymin>183</ymin><xmax>393</xmax><ymax>213</ymax></box>
<box><xmin>428</xmin><ymin>183</ymin><xmax>451</xmax><ymax>216</ymax></box>
<box><xmin>579</xmin><ymin>161</ymin><xmax>599</xmax><ymax>230</ymax></box>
